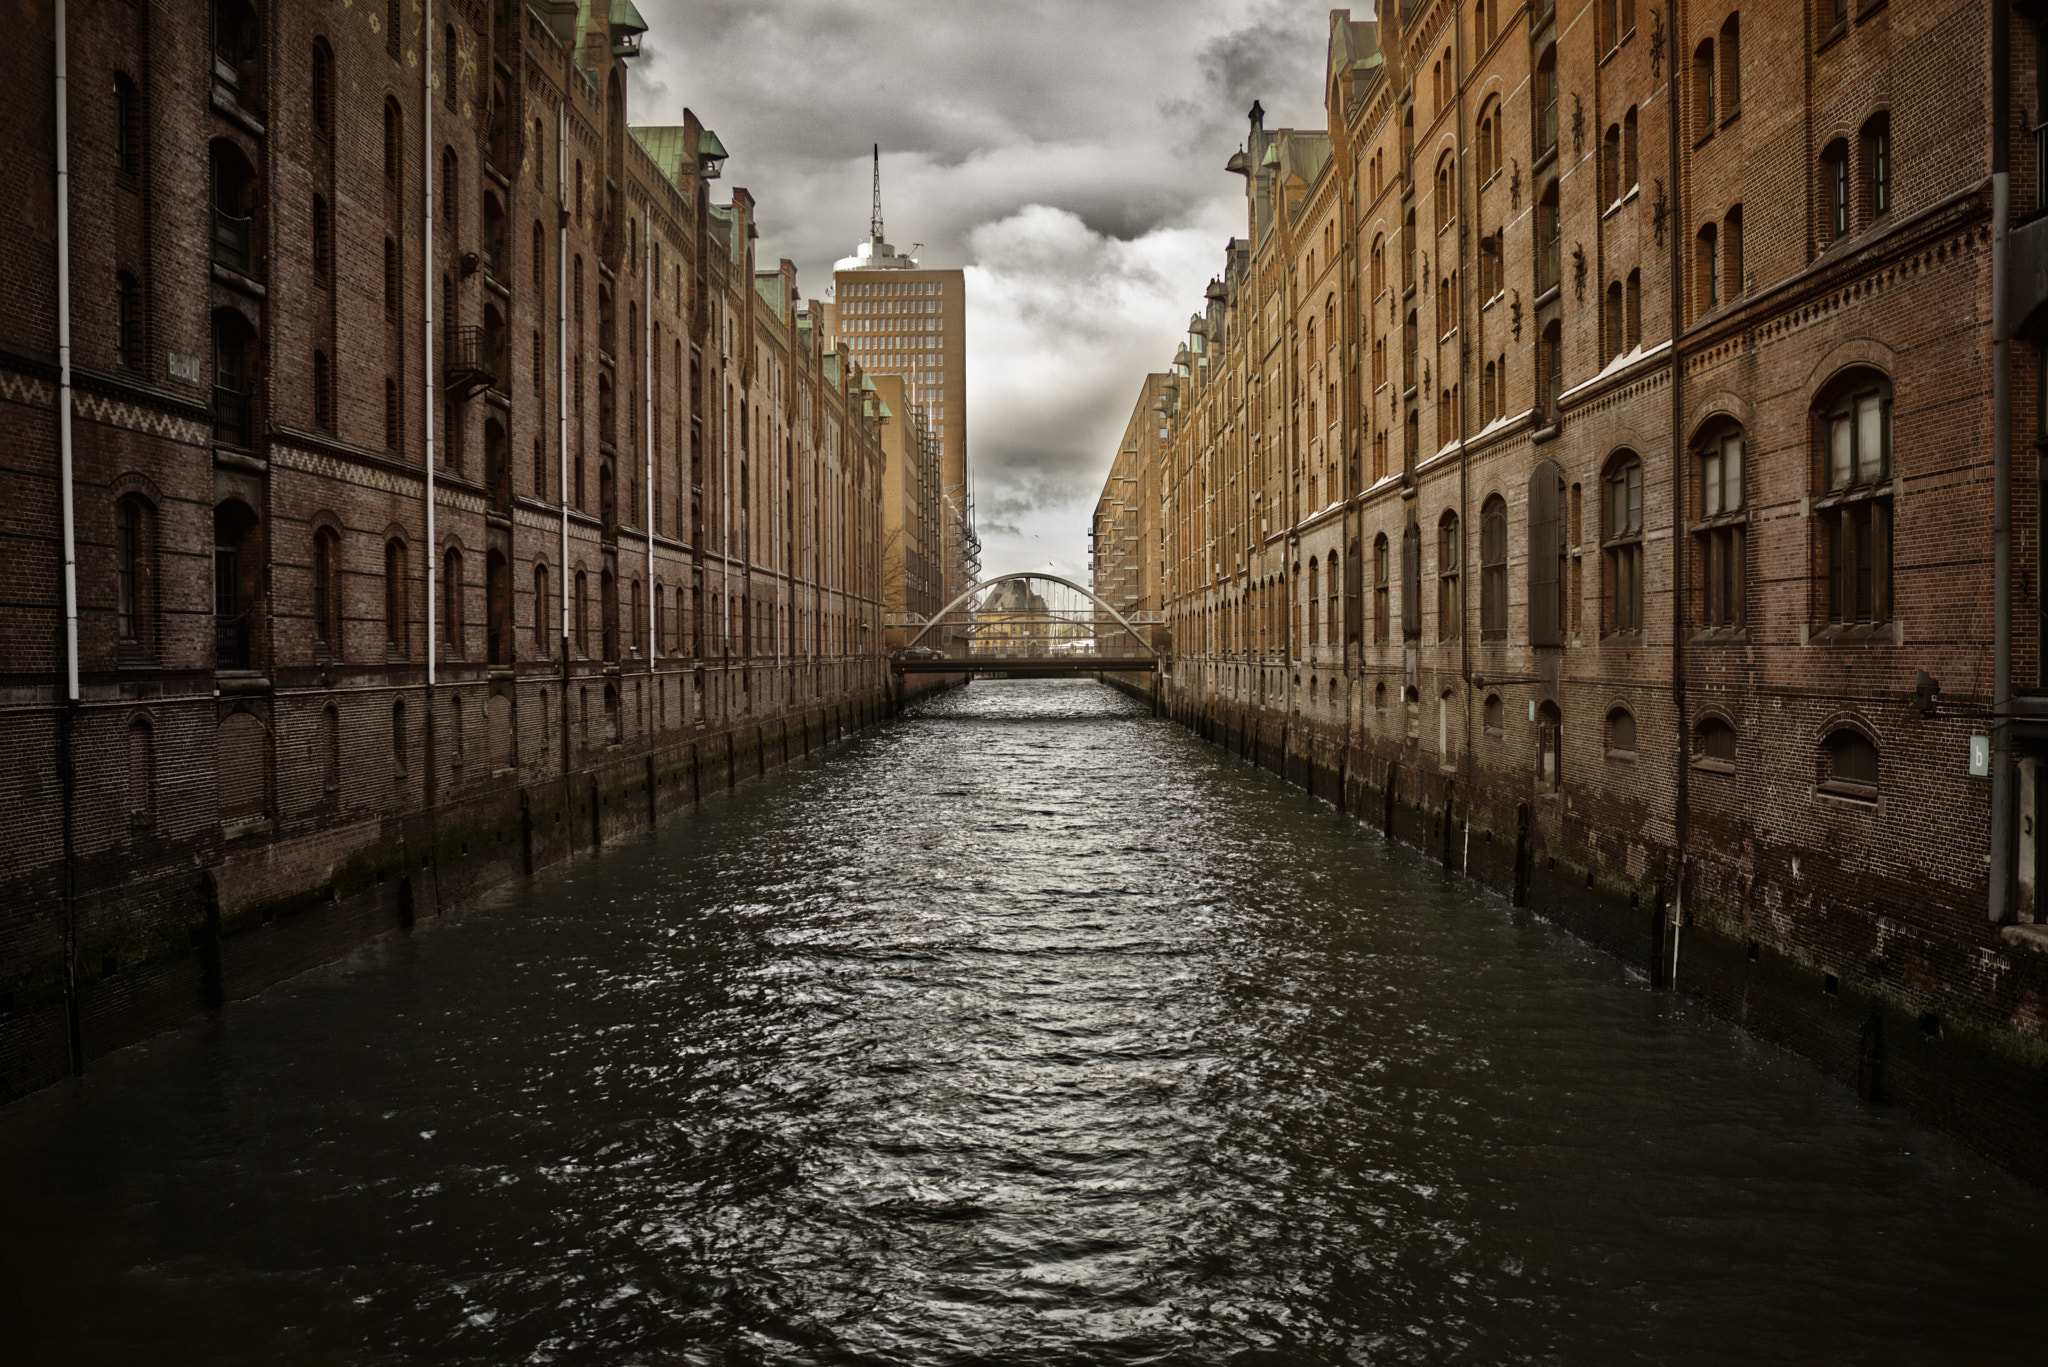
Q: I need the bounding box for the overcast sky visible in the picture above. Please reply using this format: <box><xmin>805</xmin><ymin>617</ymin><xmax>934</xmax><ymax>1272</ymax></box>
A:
<box><xmin>628</xmin><ymin>0</ymin><xmax>1345</xmax><ymax>584</ymax></box>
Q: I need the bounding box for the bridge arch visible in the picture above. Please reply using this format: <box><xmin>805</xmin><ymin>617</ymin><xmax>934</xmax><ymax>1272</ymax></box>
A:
<box><xmin>903</xmin><ymin>571</ymin><xmax>1157</xmax><ymax>658</ymax></box>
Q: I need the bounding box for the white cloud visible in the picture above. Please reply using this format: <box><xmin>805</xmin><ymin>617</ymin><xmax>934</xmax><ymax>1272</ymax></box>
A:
<box><xmin>627</xmin><ymin>0</ymin><xmax>1340</xmax><ymax>582</ymax></box>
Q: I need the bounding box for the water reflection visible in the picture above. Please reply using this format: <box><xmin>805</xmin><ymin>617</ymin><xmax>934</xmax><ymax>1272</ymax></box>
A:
<box><xmin>2</xmin><ymin>679</ymin><xmax>2044</xmax><ymax>1365</ymax></box>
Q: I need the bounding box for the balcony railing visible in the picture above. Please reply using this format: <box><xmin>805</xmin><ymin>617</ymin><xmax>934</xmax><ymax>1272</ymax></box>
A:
<box><xmin>443</xmin><ymin>325</ymin><xmax>501</xmax><ymax>397</ymax></box>
<box><xmin>213</xmin><ymin>208</ymin><xmax>252</xmax><ymax>273</ymax></box>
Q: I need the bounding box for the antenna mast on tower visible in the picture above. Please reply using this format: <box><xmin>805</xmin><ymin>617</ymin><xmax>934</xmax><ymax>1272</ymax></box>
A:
<box><xmin>869</xmin><ymin>144</ymin><xmax>884</xmax><ymax>242</ymax></box>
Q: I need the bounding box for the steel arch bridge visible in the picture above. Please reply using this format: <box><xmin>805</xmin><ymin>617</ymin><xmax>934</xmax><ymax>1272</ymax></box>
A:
<box><xmin>886</xmin><ymin>572</ymin><xmax>1162</xmax><ymax>677</ymax></box>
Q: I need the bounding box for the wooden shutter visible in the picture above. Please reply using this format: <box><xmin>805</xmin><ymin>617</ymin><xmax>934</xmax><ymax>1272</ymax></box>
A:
<box><xmin>1529</xmin><ymin>462</ymin><xmax>1561</xmax><ymax>645</ymax></box>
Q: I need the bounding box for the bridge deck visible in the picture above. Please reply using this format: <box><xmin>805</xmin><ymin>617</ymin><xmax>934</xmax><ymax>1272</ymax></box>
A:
<box><xmin>893</xmin><ymin>657</ymin><xmax>1157</xmax><ymax>677</ymax></box>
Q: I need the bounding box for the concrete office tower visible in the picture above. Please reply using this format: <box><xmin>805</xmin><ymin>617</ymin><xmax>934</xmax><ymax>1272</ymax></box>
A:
<box><xmin>823</xmin><ymin>149</ymin><xmax>977</xmax><ymax>605</ymax></box>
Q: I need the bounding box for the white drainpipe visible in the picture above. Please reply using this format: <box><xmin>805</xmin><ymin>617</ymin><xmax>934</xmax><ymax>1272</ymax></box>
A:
<box><xmin>557</xmin><ymin>105</ymin><xmax>569</xmax><ymax>666</ymax></box>
<box><xmin>54</xmin><ymin>0</ymin><xmax>77</xmax><ymax>704</ymax></box>
<box><xmin>422</xmin><ymin>15</ymin><xmax>437</xmax><ymax>688</ymax></box>
<box><xmin>644</xmin><ymin>202</ymin><xmax>655</xmax><ymax>667</ymax></box>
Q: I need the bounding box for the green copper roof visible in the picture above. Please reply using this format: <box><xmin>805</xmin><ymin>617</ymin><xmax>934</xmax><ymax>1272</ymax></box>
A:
<box><xmin>609</xmin><ymin>0</ymin><xmax>647</xmax><ymax>35</ymax></box>
<box><xmin>754</xmin><ymin>271</ymin><xmax>787</xmax><ymax>320</ymax></box>
<box><xmin>628</xmin><ymin>127</ymin><xmax>698</xmax><ymax>201</ymax></box>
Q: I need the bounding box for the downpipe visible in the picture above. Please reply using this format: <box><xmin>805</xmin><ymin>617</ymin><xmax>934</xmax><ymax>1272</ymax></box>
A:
<box><xmin>1991</xmin><ymin>0</ymin><xmax>2014</xmax><ymax>922</ymax></box>
<box><xmin>54</xmin><ymin>0</ymin><xmax>83</xmax><ymax>1071</ymax></box>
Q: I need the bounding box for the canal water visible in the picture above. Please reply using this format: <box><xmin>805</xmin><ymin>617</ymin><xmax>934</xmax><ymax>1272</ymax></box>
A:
<box><xmin>3</xmin><ymin>679</ymin><xmax>2046</xmax><ymax>1365</ymax></box>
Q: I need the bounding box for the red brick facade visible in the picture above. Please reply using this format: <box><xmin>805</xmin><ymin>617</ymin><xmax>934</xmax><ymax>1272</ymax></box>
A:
<box><xmin>1</xmin><ymin>0</ymin><xmax>902</xmax><ymax>1099</ymax></box>
<box><xmin>1107</xmin><ymin>2</ymin><xmax>2048</xmax><ymax>1179</ymax></box>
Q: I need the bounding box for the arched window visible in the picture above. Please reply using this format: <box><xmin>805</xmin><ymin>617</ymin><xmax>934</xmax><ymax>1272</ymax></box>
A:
<box><xmin>114</xmin><ymin>72</ymin><xmax>141</xmax><ymax>179</ymax></box>
<box><xmin>213</xmin><ymin>0</ymin><xmax>259</xmax><ymax>72</ymax></box>
<box><xmin>1601</xmin><ymin>124</ymin><xmax>1621</xmax><ymax>205</ymax></box>
<box><xmin>1605</xmin><ymin>280</ymin><xmax>1624</xmax><ymax>364</ymax></box>
<box><xmin>1695</xmin><ymin>718</ymin><xmax>1738</xmax><ymax>772</ymax></box>
<box><xmin>1822</xmin><ymin>728</ymin><xmax>1880</xmax><ymax>800</ymax></box>
<box><xmin>1481</xmin><ymin>494</ymin><xmax>1507</xmax><ymax>638</ymax></box>
<box><xmin>209</xmin><ymin>139</ymin><xmax>256</xmax><ymax>274</ymax></box>
<box><xmin>114</xmin><ymin>495</ymin><xmax>154</xmax><ymax>653</ymax></box>
<box><xmin>383</xmin><ymin>98</ymin><xmax>402</xmax><ymax>188</ymax></box>
<box><xmin>532</xmin><ymin>562</ymin><xmax>551</xmax><ymax>659</ymax></box>
<box><xmin>1370</xmin><ymin>234</ymin><xmax>1385</xmax><ymax>297</ymax></box>
<box><xmin>1604</xmin><ymin>452</ymin><xmax>1645</xmax><ymax>634</ymax></box>
<box><xmin>532</xmin><ymin>220</ymin><xmax>545</xmax><ymax>293</ymax></box>
<box><xmin>313</xmin><ymin>526</ymin><xmax>341</xmax><ymax>658</ymax></box>
<box><xmin>442</xmin><ymin>546</ymin><xmax>464</xmax><ymax>656</ymax></box>
<box><xmin>1535</xmin><ymin>47</ymin><xmax>1558</xmax><ymax>156</ymax></box>
<box><xmin>1817</xmin><ymin>370</ymin><xmax>1894</xmax><ymax>625</ymax></box>
<box><xmin>1438</xmin><ymin>511</ymin><xmax>1461</xmax><ymax>641</ymax></box>
<box><xmin>1528</xmin><ymin>460</ymin><xmax>1568</xmax><ymax>646</ymax></box>
<box><xmin>1625</xmin><ymin>268</ymin><xmax>1643</xmax><ymax>349</ymax></box>
<box><xmin>1720</xmin><ymin>14</ymin><xmax>1741</xmax><ymax>115</ymax></box>
<box><xmin>1536</xmin><ymin>701</ymin><xmax>1562</xmax><ymax>792</ymax></box>
<box><xmin>1484</xmin><ymin>693</ymin><xmax>1504</xmax><ymax>735</ymax></box>
<box><xmin>1434</xmin><ymin>152</ymin><xmax>1455</xmax><ymax>232</ymax></box>
<box><xmin>1698</xmin><ymin>425</ymin><xmax>1746</xmax><ymax>628</ymax></box>
<box><xmin>1477</xmin><ymin>101</ymin><xmax>1498</xmax><ymax>182</ymax></box>
<box><xmin>1607</xmin><ymin>707</ymin><xmax>1637</xmax><ymax>760</ymax></box>
<box><xmin>311</xmin><ymin>39</ymin><xmax>334</xmax><ymax>136</ymax></box>
<box><xmin>384</xmin><ymin>537</ymin><xmax>408</xmax><ymax>657</ymax></box>
<box><xmin>1694</xmin><ymin>40</ymin><xmax>1716</xmax><ymax>133</ymax></box>
<box><xmin>1622</xmin><ymin>107</ymin><xmax>1639</xmax><ymax>190</ymax></box>
<box><xmin>442</xmin><ymin>24</ymin><xmax>457</xmax><ymax>109</ymax></box>
<box><xmin>1374</xmin><ymin>532</ymin><xmax>1391</xmax><ymax>642</ymax></box>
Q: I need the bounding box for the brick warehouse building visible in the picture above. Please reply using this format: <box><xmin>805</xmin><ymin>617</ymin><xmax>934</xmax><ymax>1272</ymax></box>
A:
<box><xmin>1099</xmin><ymin>2</ymin><xmax>2048</xmax><ymax>1180</ymax></box>
<box><xmin>0</xmin><ymin>0</ymin><xmax>924</xmax><ymax>1101</ymax></box>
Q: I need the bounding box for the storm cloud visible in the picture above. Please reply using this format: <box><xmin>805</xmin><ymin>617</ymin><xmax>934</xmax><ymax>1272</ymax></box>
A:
<box><xmin>629</xmin><ymin>0</ymin><xmax>1340</xmax><ymax>579</ymax></box>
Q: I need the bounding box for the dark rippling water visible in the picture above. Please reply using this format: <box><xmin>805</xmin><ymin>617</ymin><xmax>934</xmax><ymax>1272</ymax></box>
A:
<box><xmin>4</xmin><ymin>678</ymin><xmax>2047</xmax><ymax>1365</ymax></box>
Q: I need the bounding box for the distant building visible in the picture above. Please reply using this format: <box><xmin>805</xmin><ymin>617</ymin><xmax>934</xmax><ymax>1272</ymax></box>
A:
<box><xmin>821</xmin><ymin>151</ymin><xmax>978</xmax><ymax>601</ymax></box>
<box><xmin>1091</xmin><ymin>375</ymin><xmax>1171</xmax><ymax>639</ymax></box>
<box><xmin>869</xmin><ymin>374</ymin><xmax>945</xmax><ymax>650</ymax></box>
